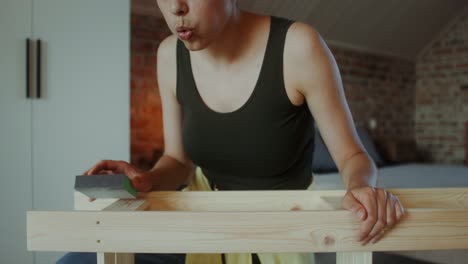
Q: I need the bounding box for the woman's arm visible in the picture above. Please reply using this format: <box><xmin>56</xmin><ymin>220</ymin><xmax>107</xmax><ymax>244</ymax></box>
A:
<box><xmin>145</xmin><ymin>35</ymin><xmax>196</xmax><ymax>191</ymax></box>
<box><xmin>284</xmin><ymin>22</ymin><xmax>377</xmax><ymax>190</ymax></box>
<box><xmin>283</xmin><ymin>22</ymin><xmax>405</xmax><ymax>246</ymax></box>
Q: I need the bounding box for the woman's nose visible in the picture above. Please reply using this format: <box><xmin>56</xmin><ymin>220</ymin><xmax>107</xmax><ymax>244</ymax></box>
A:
<box><xmin>170</xmin><ymin>1</ymin><xmax>189</xmax><ymax>16</ymax></box>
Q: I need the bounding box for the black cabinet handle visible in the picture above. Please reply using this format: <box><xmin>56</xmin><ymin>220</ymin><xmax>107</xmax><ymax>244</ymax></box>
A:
<box><xmin>26</xmin><ymin>38</ymin><xmax>31</xmax><ymax>98</ymax></box>
<box><xmin>36</xmin><ymin>39</ymin><xmax>41</xmax><ymax>98</ymax></box>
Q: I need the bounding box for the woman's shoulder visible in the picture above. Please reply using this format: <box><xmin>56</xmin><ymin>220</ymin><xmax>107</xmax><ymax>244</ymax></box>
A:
<box><xmin>252</xmin><ymin>13</ymin><xmax>322</xmax><ymax>56</ymax></box>
<box><xmin>157</xmin><ymin>35</ymin><xmax>178</xmax><ymax>95</ymax></box>
<box><xmin>157</xmin><ymin>34</ymin><xmax>178</xmax><ymax>63</ymax></box>
<box><xmin>283</xmin><ymin>18</ymin><xmax>337</xmax><ymax>97</ymax></box>
<box><xmin>284</xmin><ymin>19</ymin><xmax>329</xmax><ymax>70</ymax></box>
<box><xmin>286</xmin><ymin>20</ymin><xmax>322</xmax><ymax>53</ymax></box>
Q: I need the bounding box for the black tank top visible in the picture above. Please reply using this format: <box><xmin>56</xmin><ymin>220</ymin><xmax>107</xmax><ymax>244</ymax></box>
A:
<box><xmin>176</xmin><ymin>16</ymin><xmax>315</xmax><ymax>190</ymax></box>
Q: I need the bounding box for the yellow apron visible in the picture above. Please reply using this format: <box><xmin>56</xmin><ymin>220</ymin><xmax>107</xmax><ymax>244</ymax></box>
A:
<box><xmin>181</xmin><ymin>167</ymin><xmax>316</xmax><ymax>264</ymax></box>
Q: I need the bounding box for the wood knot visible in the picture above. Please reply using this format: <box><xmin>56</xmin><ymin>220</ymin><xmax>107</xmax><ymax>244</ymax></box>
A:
<box><xmin>324</xmin><ymin>235</ymin><xmax>335</xmax><ymax>246</ymax></box>
<box><xmin>290</xmin><ymin>205</ymin><xmax>302</xmax><ymax>211</ymax></box>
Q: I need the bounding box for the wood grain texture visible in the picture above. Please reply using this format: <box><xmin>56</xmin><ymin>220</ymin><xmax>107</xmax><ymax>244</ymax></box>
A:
<box><xmin>27</xmin><ymin>208</ymin><xmax>468</xmax><ymax>253</ymax></box>
<box><xmin>137</xmin><ymin>188</ymin><xmax>468</xmax><ymax>211</ymax></box>
<box><xmin>102</xmin><ymin>199</ymin><xmax>148</xmax><ymax>211</ymax></box>
<box><xmin>31</xmin><ymin>188</ymin><xmax>468</xmax><ymax>264</ymax></box>
<box><xmin>74</xmin><ymin>191</ymin><xmax>118</xmax><ymax>211</ymax></box>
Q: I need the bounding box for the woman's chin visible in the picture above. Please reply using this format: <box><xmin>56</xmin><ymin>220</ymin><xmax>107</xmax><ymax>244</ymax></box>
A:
<box><xmin>181</xmin><ymin>38</ymin><xmax>209</xmax><ymax>52</ymax></box>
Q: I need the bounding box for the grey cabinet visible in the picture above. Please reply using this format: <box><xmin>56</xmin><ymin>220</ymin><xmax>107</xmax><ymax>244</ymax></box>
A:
<box><xmin>0</xmin><ymin>1</ymin><xmax>130</xmax><ymax>263</ymax></box>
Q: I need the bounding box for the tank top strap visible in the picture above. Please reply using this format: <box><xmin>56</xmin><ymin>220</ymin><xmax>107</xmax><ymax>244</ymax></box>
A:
<box><xmin>176</xmin><ymin>39</ymin><xmax>197</xmax><ymax>106</ymax></box>
<box><xmin>254</xmin><ymin>16</ymin><xmax>296</xmax><ymax>107</ymax></box>
<box><xmin>263</xmin><ymin>16</ymin><xmax>294</xmax><ymax>68</ymax></box>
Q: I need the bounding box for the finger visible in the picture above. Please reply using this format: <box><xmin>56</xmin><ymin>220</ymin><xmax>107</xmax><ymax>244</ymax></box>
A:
<box><xmin>98</xmin><ymin>170</ymin><xmax>114</xmax><ymax>175</ymax></box>
<box><xmin>370</xmin><ymin>229</ymin><xmax>386</xmax><ymax>244</ymax></box>
<box><xmin>83</xmin><ymin>161</ymin><xmax>108</xmax><ymax>176</ymax></box>
<box><xmin>88</xmin><ymin>160</ymin><xmax>123</xmax><ymax>175</ymax></box>
<box><xmin>87</xmin><ymin>160</ymin><xmax>111</xmax><ymax>175</ymax></box>
<box><xmin>394</xmin><ymin>196</ymin><xmax>406</xmax><ymax>221</ymax></box>
<box><xmin>360</xmin><ymin>233</ymin><xmax>373</xmax><ymax>245</ymax></box>
<box><xmin>131</xmin><ymin>176</ymin><xmax>152</xmax><ymax>192</ymax></box>
<box><xmin>386</xmin><ymin>193</ymin><xmax>397</xmax><ymax>228</ymax></box>
<box><xmin>354</xmin><ymin>188</ymin><xmax>378</xmax><ymax>241</ymax></box>
<box><xmin>341</xmin><ymin>192</ymin><xmax>366</xmax><ymax>221</ymax></box>
<box><xmin>363</xmin><ymin>189</ymin><xmax>388</xmax><ymax>245</ymax></box>
<box><xmin>83</xmin><ymin>167</ymin><xmax>93</xmax><ymax>176</ymax></box>
<box><xmin>83</xmin><ymin>163</ymin><xmax>101</xmax><ymax>176</ymax></box>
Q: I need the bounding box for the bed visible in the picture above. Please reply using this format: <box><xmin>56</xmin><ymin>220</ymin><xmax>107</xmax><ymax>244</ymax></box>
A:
<box><xmin>310</xmin><ymin>126</ymin><xmax>468</xmax><ymax>264</ymax></box>
<box><xmin>313</xmin><ymin>163</ymin><xmax>468</xmax><ymax>190</ymax></box>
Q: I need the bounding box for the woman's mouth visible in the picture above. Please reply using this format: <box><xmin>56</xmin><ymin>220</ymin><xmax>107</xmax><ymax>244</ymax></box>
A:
<box><xmin>176</xmin><ymin>27</ymin><xmax>194</xmax><ymax>41</ymax></box>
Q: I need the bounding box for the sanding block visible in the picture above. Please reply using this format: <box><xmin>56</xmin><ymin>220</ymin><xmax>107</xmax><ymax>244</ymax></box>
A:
<box><xmin>74</xmin><ymin>174</ymin><xmax>137</xmax><ymax>199</ymax></box>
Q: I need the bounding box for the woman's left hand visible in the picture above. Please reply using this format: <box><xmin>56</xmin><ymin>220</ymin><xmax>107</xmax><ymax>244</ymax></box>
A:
<box><xmin>341</xmin><ymin>186</ymin><xmax>406</xmax><ymax>245</ymax></box>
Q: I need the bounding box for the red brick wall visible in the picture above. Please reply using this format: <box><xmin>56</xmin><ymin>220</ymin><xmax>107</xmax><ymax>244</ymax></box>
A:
<box><xmin>130</xmin><ymin>13</ymin><xmax>171</xmax><ymax>169</ymax></box>
<box><xmin>332</xmin><ymin>47</ymin><xmax>415</xmax><ymax>143</ymax></box>
<box><xmin>129</xmin><ymin>13</ymin><xmax>417</xmax><ymax>169</ymax></box>
<box><xmin>415</xmin><ymin>11</ymin><xmax>468</xmax><ymax>164</ymax></box>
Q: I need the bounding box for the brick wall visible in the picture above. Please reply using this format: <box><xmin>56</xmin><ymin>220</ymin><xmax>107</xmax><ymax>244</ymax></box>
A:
<box><xmin>415</xmin><ymin>11</ymin><xmax>468</xmax><ymax>164</ymax></box>
<box><xmin>332</xmin><ymin>47</ymin><xmax>415</xmax><ymax>143</ymax></box>
<box><xmin>131</xmin><ymin>13</ymin><xmax>171</xmax><ymax>169</ymax></box>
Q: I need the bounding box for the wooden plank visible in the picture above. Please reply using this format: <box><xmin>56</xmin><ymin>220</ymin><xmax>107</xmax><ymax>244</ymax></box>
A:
<box><xmin>337</xmin><ymin>252</ymin><xmax>372</xmax><ymax>264</ymax></box>
<box><xmin>99</xmin><ymin>198</ymin><xmax>146</xmax><ymax>264</ymax></box>
<box><xmin>74</xmin><ymin>191</ymin><xmax>118</xmax><ymax>211</ymax></box>
<box><xmin>27</xmin><ymin>208</ymin><xmax>468</xmax><ymax>253</ymax></box>
<box><xmin>144</xmin><ymin>190</ymin><xmax>338</xmax><ymax>211</ymax></box>
<box><xmin>97</xmin><ymin>200</ymin><xmax>140</xmax><ymax>263</ymax></box>
<box><xmin>102</xmin><ymin>199</ymin><xmax>148</xmax><ymax>211</ymax></box>
<box><xmin>391</xmin><ymin>188</ymin><xmax>468</xmax><ymax>209</ymax></box>
<box><xmin>75</xmin><ymin>191</ymin><xmax>142</xmax><ymax>264</ymax></box>
<box><xmin>138</xmin><ymin>188</ymin><xmax>468</xmax><ymax>211</ymax></box>
<box><xmin>74</xmin><ymin>188</ymin><xmax>468</xmax><ymax>212</ymax></box>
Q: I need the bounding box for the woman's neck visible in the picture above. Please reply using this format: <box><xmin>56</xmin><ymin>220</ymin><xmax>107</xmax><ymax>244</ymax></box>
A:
<box><xmin>197</xmin><ymin>10</ymin><xmax>258</xmax><ymax>65</ymax></box>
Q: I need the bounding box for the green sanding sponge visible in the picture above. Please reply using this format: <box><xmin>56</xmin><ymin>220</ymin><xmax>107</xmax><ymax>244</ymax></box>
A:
<box><xmin>74</xmin><ymin>174</ymin><xmax>137</xmax><ymax>199</ymax></box>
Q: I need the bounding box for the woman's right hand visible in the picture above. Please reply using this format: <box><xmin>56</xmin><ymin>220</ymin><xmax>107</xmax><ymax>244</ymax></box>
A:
<box><xmin>82</xmin><ymin>160</ymin><xmax>153</xmax><ymax>202</ymax></box>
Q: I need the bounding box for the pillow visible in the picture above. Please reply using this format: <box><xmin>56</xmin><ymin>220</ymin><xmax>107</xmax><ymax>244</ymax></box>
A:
<box><xmin>312</xmin><ymin>125</ymin><xmax>385</xmax><ymax>173</ymax></box>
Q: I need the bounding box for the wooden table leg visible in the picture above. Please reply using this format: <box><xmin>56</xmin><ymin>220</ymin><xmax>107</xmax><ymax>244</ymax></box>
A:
<box><xmin>97</xmin><ymin>252</ymin><xmax>135</xmax><ymax>264</ymax></box>
<box><xmin>336</xmin><ymin>252</ymin><xmax>372</xmax><ymax>264</ymax></box>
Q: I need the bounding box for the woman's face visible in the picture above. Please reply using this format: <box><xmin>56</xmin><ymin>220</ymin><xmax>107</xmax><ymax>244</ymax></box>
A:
<box><xmin>156</xmin><ymin>0</ymin><xmax>237</xmax><ymax>51</ymax></box>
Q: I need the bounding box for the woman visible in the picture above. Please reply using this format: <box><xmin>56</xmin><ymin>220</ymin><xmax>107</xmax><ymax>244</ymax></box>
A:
<box><xmin>58</xmin><ymin>0</ymin><xmax>406</xmax><ymax>263</ymax></box>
